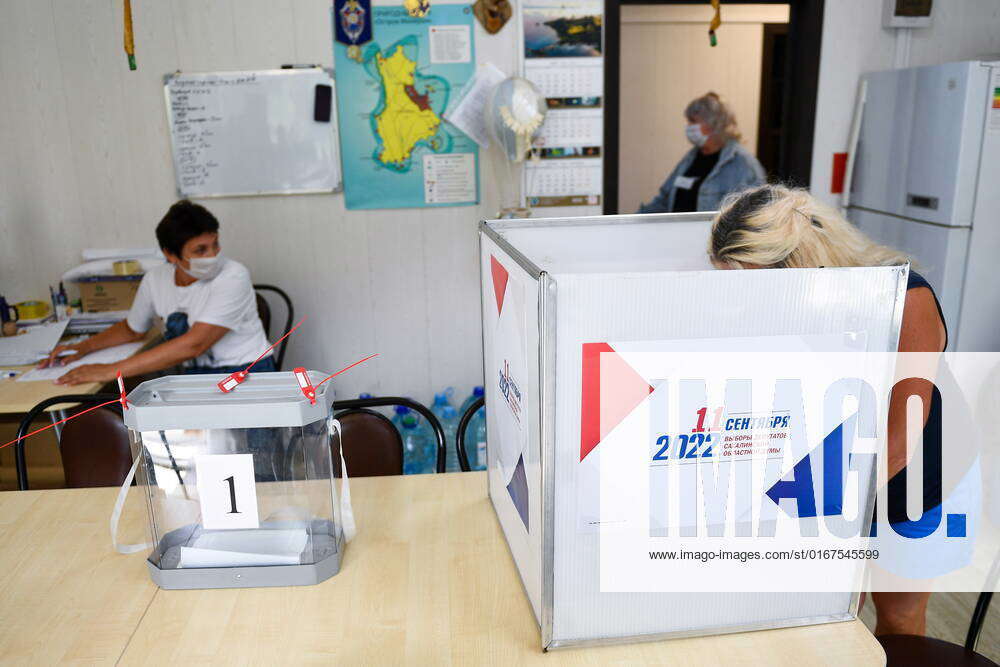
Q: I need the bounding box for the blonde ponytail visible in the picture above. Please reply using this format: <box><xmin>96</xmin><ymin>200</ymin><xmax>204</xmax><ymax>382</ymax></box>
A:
<box><xmin>710</xmin><ymin>185</ymin><xmax>910</xmax><ymax>269</ymax></box>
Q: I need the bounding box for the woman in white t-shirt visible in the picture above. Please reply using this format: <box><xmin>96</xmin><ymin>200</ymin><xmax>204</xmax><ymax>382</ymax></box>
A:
<box><xmin>42</xmin><ymin>201</ymin><xmax>274</xmax><ymax>384</ymax></box>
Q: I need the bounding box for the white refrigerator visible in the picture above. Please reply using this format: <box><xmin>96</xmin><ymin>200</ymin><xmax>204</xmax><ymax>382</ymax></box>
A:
<box><xmin>847</xmin><ymin>60</ymin><xmax>1000</xmax><ymax>351</ymax></box>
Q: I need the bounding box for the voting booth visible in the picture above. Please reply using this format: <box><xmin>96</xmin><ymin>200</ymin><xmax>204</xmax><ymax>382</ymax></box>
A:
<box><xmin>123</xmin><ymin>372</ymin><xmax>348</xmax><ymax>590</ymax></box>
<box><xmin>479</xmin><ymin>213</ymin><xmax>908</xmax><ymax>649</ymax></box>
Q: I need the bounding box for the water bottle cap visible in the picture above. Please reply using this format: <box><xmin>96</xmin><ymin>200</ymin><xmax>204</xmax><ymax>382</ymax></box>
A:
<box><xmin>473</xmin><ymin>386</ymin><xmax>484</xmax><ymax>397</ymax></box>
<box><xmin>433</xmin><ymin>392</ymin><xmax>448</xmax><ymax>405</ymax></box>
<box><xmin>359</xmin><ymin>392</ymin><xmax>373</xmax><ymax>399</ymax></box>
<box><xmin>394</xmin><ymin>405</ymin><xmax>410</xmax><ymax>415</ymax></box>
<box><xmin>401</xmin><ymin>413</ymin><xmax>418</xmax><ymax>427</ymax></box>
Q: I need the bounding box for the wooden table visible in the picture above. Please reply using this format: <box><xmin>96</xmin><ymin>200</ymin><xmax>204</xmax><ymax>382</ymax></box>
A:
<box><xmin>0</xmin><ymin>364</ymin><xmax>105</xmax><ymax>414</ymax></box>
<box><xmin>0</xmin><ymin>473</ymin><xmax>886</xmax><ymax>665</ymax></box>
<box><xmin>0</xmin><ymin>331</ymin><xmax>161</xmax><ymax>415</ymax></box>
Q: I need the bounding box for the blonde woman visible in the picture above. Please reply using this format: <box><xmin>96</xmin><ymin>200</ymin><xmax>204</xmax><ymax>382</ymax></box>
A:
<box><xmin>639</xmin><ymin>92</ymin><xmax>765</xmax><ymax>214</ymax></box>
<box><xmin>710</xmin><ymin>184</ymin><xmax>947</xmax><ymax>637</ymax></box>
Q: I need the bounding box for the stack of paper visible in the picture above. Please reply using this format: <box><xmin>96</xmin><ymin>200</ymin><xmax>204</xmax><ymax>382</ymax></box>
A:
<box><xmin>17</xmin><ymin>341</ymin><xmax>144</xmax><ymax>382</ymax></box>
<box><xmin>178</xmin><ymin>528</ymin><xmax>308</xmax><ymax>568</ymax></box>
<box><xmin>0</xmin><ymin>321</ymin><xmax>69</xmax><ymax>366</ymax></box>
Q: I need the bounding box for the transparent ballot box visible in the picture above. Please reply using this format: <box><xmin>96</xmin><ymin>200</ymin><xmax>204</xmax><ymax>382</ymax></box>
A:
<box><xmin>123</xmin><ymin>372</ymin><xmax>345</xmax><ymax>590</ymax></box>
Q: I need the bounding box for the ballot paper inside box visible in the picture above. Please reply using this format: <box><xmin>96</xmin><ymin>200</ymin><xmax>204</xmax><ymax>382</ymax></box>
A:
<box><xmin>123</xmin><ymin>372</ymin><xmax>347</xmax><ymax>590</ymax></box>
<box><xmin>479</xmin><ymin>213</ymin><xmax>908</xmax><ymax>649</ymax></box>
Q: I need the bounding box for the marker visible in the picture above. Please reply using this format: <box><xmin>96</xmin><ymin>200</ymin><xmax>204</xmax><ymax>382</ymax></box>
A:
<box><xmin>0</xmin><ymin>370</ymin><xmax>18</xmax><ymax>379</ymax></box>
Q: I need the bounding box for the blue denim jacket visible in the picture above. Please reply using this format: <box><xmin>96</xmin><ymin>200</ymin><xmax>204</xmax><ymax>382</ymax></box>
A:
<box><xmin>638</xmin><ymin>140</ymin><xmax>766</xmax><ymax>213</ymax></box>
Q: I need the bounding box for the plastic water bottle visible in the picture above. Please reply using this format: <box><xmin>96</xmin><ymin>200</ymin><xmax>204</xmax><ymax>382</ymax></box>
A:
<box><xmin>459</xmin><ymin>386</ymin><xmax>485</xmax><ymax>415</ymax></box>
<box><xmin>398</xmin><ymin>409</ymin><xmax>435</xmax><ymax>474</ymax></box>
<box><xmin>468</xmin><ymin>409</ymin><xmax>487</xmax><ymax>470</ymax></box>
<box><xmin>431</xmin><ymin>389</ymin><xmax>461</xmax><ymax>471</ymax></box>
<box><xmin>441</xmin><ymin>405</ymin><xmax>461</xmax><ymax>471</ymax></box>
<box><xmin>394</xmin><ymin>406</ymin><xmax>433</xmax><ymax>474</ymax></box>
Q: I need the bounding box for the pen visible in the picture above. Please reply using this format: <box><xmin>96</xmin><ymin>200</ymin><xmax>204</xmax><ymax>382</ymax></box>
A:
<box><xmin>50</xmin><ymin>286</ymin><xmax>58</xmax><ymax>317</ymax></box>
<box><xmin>0</xmin><ymin>370</ymin><xmax>18</xmax><ymax>379</ymax></box>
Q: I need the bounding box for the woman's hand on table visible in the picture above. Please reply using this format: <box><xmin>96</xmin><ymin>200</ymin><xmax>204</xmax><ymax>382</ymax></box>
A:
<box><xmin>54</xmin><ymin>363</ymin><xmax>115</xmax><ymax>386</ymax></box>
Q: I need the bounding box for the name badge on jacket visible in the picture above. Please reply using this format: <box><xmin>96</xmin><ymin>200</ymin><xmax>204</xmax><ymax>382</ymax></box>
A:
<box><xmin>674</xmin><ymin>176</ymin><xmax>697</xmax><ymax>190</ymax></box>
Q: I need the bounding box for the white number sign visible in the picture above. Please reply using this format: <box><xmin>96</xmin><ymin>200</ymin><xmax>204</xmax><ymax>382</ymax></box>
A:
<box><xmin>195</xmin><ymin>454</ymin><xmax>260</xmax><ymax>530</ymax></box>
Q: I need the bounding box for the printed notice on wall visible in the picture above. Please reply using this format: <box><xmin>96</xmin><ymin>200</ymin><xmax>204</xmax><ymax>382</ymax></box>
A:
<box><xmin>430</xmin><ymin>24</ymin><xmax>472</xmax><ymax>63</ymax></box>
<box><xmin>424</xmin><ymin>153</ymin><xmax>477</xmax><ymax>203</ymax></box>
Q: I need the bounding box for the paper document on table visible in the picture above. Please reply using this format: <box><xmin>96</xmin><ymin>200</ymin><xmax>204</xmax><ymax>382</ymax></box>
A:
<box><xmin>17</xmin><ymin>341</ymin><xmax>144</xmax><ymax>382</ymax></box>
<box><xmin>0</xmin><ymin>321</ymin><xmax>69</xmax><ymax>366</ymax></box>
<box><xmin>178</xmin><ymin>528</ymin><xmax>308</xmax><ymax>568</ymax></box>
<box><xmin>444</xmin><ymin>62</ymin><xmax>507</xmax><ymax>148</ymax></box>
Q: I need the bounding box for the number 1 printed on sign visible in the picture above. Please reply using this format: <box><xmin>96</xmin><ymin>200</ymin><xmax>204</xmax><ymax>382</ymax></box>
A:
<box><xmin>195</xmin><ymin>454</ymin><xmax>260</xmax><ymax>530</ymax></box>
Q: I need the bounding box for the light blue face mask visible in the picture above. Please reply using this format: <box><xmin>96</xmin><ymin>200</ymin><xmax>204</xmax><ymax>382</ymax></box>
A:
<box><xmin>685</xmin><ymin>123</ymin><xmax>708</xmax><ymax>147</ymax></box>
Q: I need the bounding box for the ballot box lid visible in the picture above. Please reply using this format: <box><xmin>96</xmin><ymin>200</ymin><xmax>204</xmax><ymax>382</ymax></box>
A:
<box><xmin>123</xmin><ymin>371</ymin><xmax>333</xmax><ymax>431</ymax></box>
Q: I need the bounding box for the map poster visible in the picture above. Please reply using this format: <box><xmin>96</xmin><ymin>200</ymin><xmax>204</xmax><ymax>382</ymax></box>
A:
<box><xmin>334</xmin><ymin>4</ymin><xmax>480</xmax><ymax>210</ymax></box>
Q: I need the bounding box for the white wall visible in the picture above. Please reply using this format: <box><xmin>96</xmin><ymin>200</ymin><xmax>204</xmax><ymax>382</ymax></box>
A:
<box><xmin>618</xmin><ymin>4</ymin><xmax>788</xmax><ymax>214</ymax></box>
<box><xmin>810</xmin><ymin>0</ymin><xmax>1000</xmax><ymax>207</ymax></box>
<box><xmin>0</xmin><ymin>0</ymin><xmax>521</xmax><ymax>405</ymax></box>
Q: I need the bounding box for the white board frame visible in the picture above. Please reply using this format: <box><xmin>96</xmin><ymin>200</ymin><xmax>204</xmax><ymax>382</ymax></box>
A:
<box><xmin>164</xmin><ymin>68</ymin><xmax>342</xmax><ymax>198</ymax></box>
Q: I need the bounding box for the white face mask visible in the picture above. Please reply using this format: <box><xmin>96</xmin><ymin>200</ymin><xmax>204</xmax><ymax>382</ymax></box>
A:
<box><xmin>179</xmin><ymin>254</ymin><xmax>226</xmax><ymax>281</ymax></box>
<box><xmin>685</xmin><ymin>123</ymin><xmax>708</xmax><ymax>147</ymax></box>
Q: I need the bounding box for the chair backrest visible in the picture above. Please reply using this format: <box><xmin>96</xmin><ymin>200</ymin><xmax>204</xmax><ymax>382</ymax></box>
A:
<box><xmin>253</xmin><ymin>284</ymin><xmax>294</xmax><ymax>370</ymax></box>
<box><xmin>59</xmin><ymin>404</ymin><xmax>131</xmax><ymax>488</ymax></box>
<box><xmin>333</xmin><ymin>396</ymin><xmax>447</xmax><ymax>473</ymax></box>
<box><xmin>334</xmin><ymin>409</ymin><xmax>403</xmax><ymax>476</ymax></box>
<box><xmin>15</xmin><ymin>394</ymin><xmax>122</xmax><ymax>491</ymax></box>
<box><xmin>456</xmin><ymin>396</ymin><xmax>485</xmax><ymax>473</ymax></box>
<box><xmin>255</xmin><ymin>292</ymin><xmax>272</xmax><ymax>337</ymax></box>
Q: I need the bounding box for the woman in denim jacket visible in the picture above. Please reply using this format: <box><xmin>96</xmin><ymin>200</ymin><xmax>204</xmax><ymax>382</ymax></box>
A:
<box><xmin>639</xmin><ymin>92</ymin><xmax>766</xmax><ymax>213</ymax></box>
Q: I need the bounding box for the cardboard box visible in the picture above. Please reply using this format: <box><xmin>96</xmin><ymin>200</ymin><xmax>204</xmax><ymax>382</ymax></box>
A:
<box><xmin>479</xmin><ymin>212</ymin><xmax>907</xmax><ymax>649</ymax></box>
<box><xmin>76</xmin><ymin>275</ymin><xmax>142</xmax><ymax>312</ymax></box>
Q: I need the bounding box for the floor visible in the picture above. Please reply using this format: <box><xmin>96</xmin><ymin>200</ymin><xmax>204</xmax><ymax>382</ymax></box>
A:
<box><xmin>860</xmin><ymin>592</ymin><xmax>998</xmax><ymax>661</ymax></box>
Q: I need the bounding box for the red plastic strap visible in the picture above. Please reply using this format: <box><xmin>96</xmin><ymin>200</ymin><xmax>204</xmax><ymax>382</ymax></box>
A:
<box><xmin>244</xmin><ymin>316</ymin><xmax>307</xmax><ymax>372</ymax></box>
<box><xmin>315</xmin><ymin>353</ymin><xmax>379</xmax><ymax>388</ymax></box>
<box><xmin>117</xmin><ymin>371</ymin><xmax>129</xmax><ymax>410</ymax></box>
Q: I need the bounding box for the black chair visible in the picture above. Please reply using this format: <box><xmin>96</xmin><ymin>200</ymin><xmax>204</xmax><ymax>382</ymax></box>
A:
<box><xmin>333</xmin><ymin>397</ymin><xmax>447</xmax><ymax>473</ymax></box>
<box><xmin>253</xmin><ymin>284</ymin><xmax>294</xmax><ymax>370</ymax></box>
<box><xmin>15</xmin><ymin>394</ymin><xmax>130</xmax><ymax>491</ymax></box>
<box><xmin>455</xmin><ymin>395</ymin><xmax>485</xmax><ymax>473</ymax></box>
<box><xmin>877</xmin><ymin>555</ymin><xmax>998</xmax><ymax>666</ymax></box>
<box><xmin>333</xmin><ymin>408</ymin><xmax>403</xmax><ymax>476</ymax></box>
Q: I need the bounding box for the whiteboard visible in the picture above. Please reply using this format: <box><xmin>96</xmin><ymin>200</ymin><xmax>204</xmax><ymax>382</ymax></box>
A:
<box><xmin>164</xmin><ymin>69</ymin><xmax>342</xmax><ymax>197</ymax></box>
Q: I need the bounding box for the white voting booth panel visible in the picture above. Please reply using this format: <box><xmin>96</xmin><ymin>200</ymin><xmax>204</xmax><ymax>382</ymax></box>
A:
<box><xmin>479</xmin><ymin>213</ymin><xmax>908</xmax><ymax>649</ymax></box>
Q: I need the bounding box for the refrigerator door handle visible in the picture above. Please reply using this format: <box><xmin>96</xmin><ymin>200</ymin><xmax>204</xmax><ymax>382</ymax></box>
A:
<box><xmin>842</xmin><ymin>78</ymin><xmax>867</xmax><ymax>213</ymax></box>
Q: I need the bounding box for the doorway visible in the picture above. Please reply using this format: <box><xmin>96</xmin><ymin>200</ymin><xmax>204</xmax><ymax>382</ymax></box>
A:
<box><xmin>604</xmin><ymin>0</ymin><xmax>825</xmax><ymax>213</ymax></box>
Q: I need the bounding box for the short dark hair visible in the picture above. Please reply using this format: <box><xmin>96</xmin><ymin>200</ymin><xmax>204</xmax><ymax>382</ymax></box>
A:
<box><xmin>156</xmin><ymin>200</ymin><xmax>220</xmax><ymax>257</ymax></box>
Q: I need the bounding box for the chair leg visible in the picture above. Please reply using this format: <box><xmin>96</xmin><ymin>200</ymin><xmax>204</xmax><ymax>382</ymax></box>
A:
<box><xmin>158</xmin><ymin>431</ymin><xmax>189</xmax><ymax>499</ymax></box>
<box><xmin>965</xmin><ymin>592</ymin><xmax>993</xmax><ymax>651</ymax></box>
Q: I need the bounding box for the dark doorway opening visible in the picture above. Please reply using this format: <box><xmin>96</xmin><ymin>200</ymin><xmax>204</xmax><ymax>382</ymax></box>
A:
<box><xmin>603</xmin><ymin>0</ymin><xmax>825</xmax><ymax>213</ymax></box>
<box><xmin>756</xmin><ymin>22</ymin><xmax>790</xmax><ymax>177</ymax></box>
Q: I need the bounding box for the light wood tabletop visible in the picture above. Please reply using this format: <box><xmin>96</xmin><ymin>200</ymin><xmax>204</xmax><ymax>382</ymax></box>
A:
<box><xmin>0</xmin><ymin>366</ymin><xmax>105</xmax><ymax>414</ymax></box>
<box><xmin>0</xmin><ymin>473</ymin><xmax>885</xmax><ymax>665</ymax></box>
